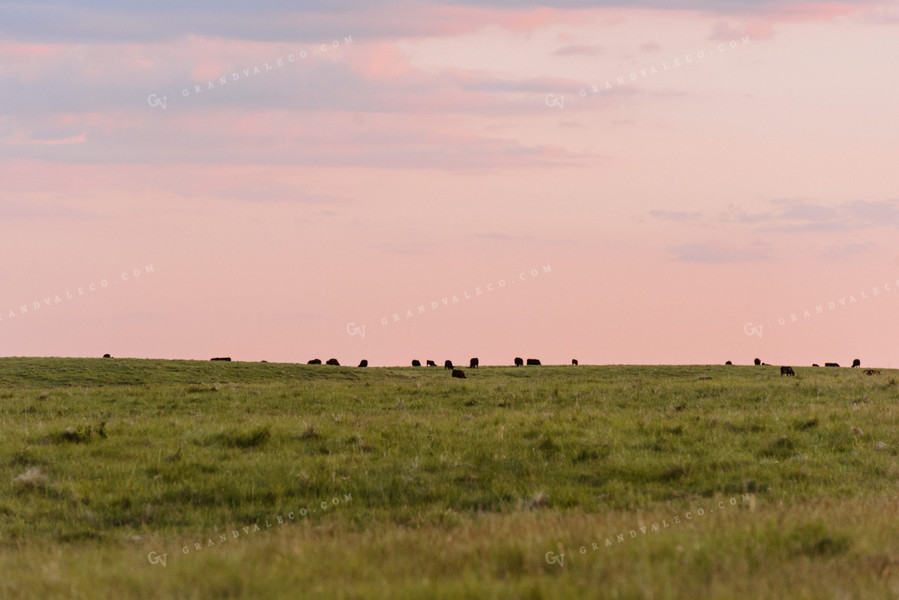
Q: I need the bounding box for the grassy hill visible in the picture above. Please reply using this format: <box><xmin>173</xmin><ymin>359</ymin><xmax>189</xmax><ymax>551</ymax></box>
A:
<box><xmin>0</xmin><ymin>358</ymin><xmax>896</xmax><ymax>599</ymax></box>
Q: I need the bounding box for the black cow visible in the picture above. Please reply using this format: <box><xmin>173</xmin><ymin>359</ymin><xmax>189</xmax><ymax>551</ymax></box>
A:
<box><xmin>326</xmin><ymin>358</ymin><xmax>340</xmax><ymax>366</ymax></box>
<box><xmin>452</xmin><ymin>369</ymin><xmax>466</xmax><ymax>379</ymax></box>
<box><xmin>825</xmin><ymin>362</ymin><xmax>840</xmax><ymax>367</ymax></box>
<box><xmin>412</xmin><ymin>360</ymin><xmax>421</xmax><ymax>367</ymax></box>
<box><xmin>307</xmin><ymin>359</ymin><xmax>322</xmax><ymax>365</ymax></box>
<box><xmin>851</xmin><ymin>359</ymin><xmax>861</xmax><ymax>368</ymax></box>
<box><xmin>444</xmin><ymin>360</ymin><xmax>453</xmax><ymax>370</ymax></box>
<box><xmin>812</xmin><ymin>364</ymin><xmax>819</xmax><ymax>367</ymax></box>
<box><xmin>102</xmin><ymin>353</ymin><xmax>111</xmax><ymax>358</ymax></box>
<box><xmin>754</xmin><ymin>358</ymin><xmax>761</xmax><ymax>366</ymax></box>
<box><xmin>725</xmin><ymin>361</ymin><xmax>732</xmax><ymax>365</ymax></box>
<box><xmin>358</xmin><ymin>359</ymin><xmax>368</xmax><ymax>368</ymax></box>
<box><xmin>211</xmin><ymin>357</ymin><xmax>231</xmax><ymax>361</ymax></box>
<box><xmin>526</xmin><ymin>358</ymin><xmax>541</xmax><ymax>366</ymax></box>
<box><xmin>780</xmin><ymin>366</ymin><xmax>795</xmax><ymax>376</ymax></box>
<box><xmin>470</xmin><ymin>357</ymin><xmax>479</xmax><ymax>369</ymax></box>
<box><xmin>426</xmin><ymin>360</ymin><xmax>436</xmax><ymax>367</ymax></box>
<box><xmin>514</xmin><ymin>357</ymin><xmax>524</xmax><ymax>367</ymax></box>
<box><xmin>572</xmin><ymin>359</ymin><xmax>578</xmax><ymax>366</ymax></box>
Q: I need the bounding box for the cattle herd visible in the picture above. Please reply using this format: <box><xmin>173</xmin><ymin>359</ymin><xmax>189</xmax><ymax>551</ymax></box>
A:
<box><xmin>194</xmin><ymin>355</ymin><xmax>571</xmax><ymax>379</ymax></box>
<box><xmin>733</xmin><ymin>358</ymin><xmax>872</xmax><ymax>376</ymax></box>
<box><xmin>111</xmin><ymin>354</ymin><xmax>875</xmax><ymax>378</ymax></box>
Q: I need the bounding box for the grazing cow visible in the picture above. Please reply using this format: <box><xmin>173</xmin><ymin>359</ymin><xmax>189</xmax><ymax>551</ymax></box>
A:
<box><xmin>444</xmin><ymin>360</ymin><xmax>453</xmax><ymax>370</ymax></box>
<box><xmin>426</xmin><ymin>360</ymin><xmax>436</xmax><ymax>367</ymax></box>
<box><xmin>412</xmin><ymin>360</ymin><xmax>421</xmax><ymax>367</ymax></box>
<box><xmin>812</xmin><ymin>364</ymin><xmax>819</xmax><ymax>367</ymax></box>
<box><xmin>725</xmin><ymin>361</ymin><xmax>732</xmax><ymax>365</ymax></box>
<box><xmin>470</xmin><ymin>357</ymin><xmax>479</xmax><ymax>369</ymax></box>
<box><xmin>526</xmin><ymin>358</ymin><xmax>541</xmax><ymax>366</ymax></box>
<box><xmin>572</xmin><ymin>359</ymin><xmax>578</xmax><ymax>366</ymax></box>
<box><xmin>825</xmin><ymin>362</ymin><xmax>840</xmax><ymax>367</ymax></box>
<box><xmin>211</xmin><ymin>357</ymin><xmax>231</xmax><ymax>361</ymax></box>
<box><xmin>307</xmin><ymin>359</ymin><xmax>322</xmax><ymax>365</ymax></box>
<box><xmin>102</xmin><ymin>354</ymin><xmax>111</xmax><ymax>358</ymax></box>
<box><xmin>852</xmin><ymin>359</ymin><xmax>861</xmax><ymax>368</ymax></box>
<box><xmin>326</xmin><ymin>358</ymin><xmax>340</xmax><ymax>366</ymax></box>
<box><xmin>754</xmin><ymin>358</ymin><xmax>761</xmax><ymax>366</ymax></box>
<box><xmin>780</xmin><ymin>366</ymin><xmax>795</xmax><ymax>376</ymax></box>
<box><xmin>514</xmin><ymin>357</ymin><xmax>524</xmax><ymax>367</ymax></box>
<box><xmin>451</xmin><ymin>369</ymin><xmax>466</xmax><ymax>379</ymax></box>
<box><xmin>358</xmin><ymin>359</ymin><xmax>368</xmax><ymax>368</ymax></box>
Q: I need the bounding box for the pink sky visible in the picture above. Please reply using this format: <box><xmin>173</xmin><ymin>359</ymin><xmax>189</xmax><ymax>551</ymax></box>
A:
<box><xmin>1</xmin><ymin>1</ymin><xmax>898</xmax><ymax>367</ymax></box>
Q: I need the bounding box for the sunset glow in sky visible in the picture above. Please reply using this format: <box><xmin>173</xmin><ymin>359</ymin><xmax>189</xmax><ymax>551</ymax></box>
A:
<box><xmin>1</xmin><ymin>0</ymin><xmax>898</xmax><ymax>367</ymax></box>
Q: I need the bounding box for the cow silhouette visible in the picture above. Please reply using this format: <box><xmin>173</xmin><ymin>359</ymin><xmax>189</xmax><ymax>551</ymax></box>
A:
<box><xmin>851</xmin><ymin>359</ymin><xmax>861</xmax><ymax>368</ymax></box>
<box><xmin>780</xmin><ymin>366</ymin><xmax>795</xmax><ymax>376</ymax></box>
<box><xmin>444</xmin><ymin>360</ymin><xmax>453</xmax><ymax>370</ymax></box>
<box><xmin>572</xmin><ymin>359</ymin><xmax>578</xmax><ymax>366</ymax></box>
<box><xmin>469</xmin><ymin>357</ymin><xmax>479</xmax><ymax>369</ymax></box>
<box><xmin>358</xmin><ymin>359</ymin><xmax>368</xmax><ymax>368</ymax></box>
<box><xmin>211</xmin><ymin>357</ymin><xmax>231</xmax><ymax>361</ymax></box>
<box><xmin>307</xmin><ymin>359</ymin><xmax>322</xmax><ymax>365</ymax></box>
<box><xmin>426</xmin><ymin>360</ymin><xmax>436</xmax><ymax>367</ymax></box>
<box><xmin>825</xmin><ymin>362</ymin><xmax>840</xmax><ymax>367</ymax></box>
<box><xmin>326</xmin><ymin>358</ymin><xmax>340</xmax><ymax>366</ymax></box>
<box><xmin>514</xmin><ymin>357</ymin><xmax>524</xmax><ymax>367</ymax></box>
<box><xmin>452</xmin><ymin>369</ymin><xmax>466</xmax><ymax>379</ymax></box>
<box><xmin>412</xmin><ymin>360</ymin><xmax>421</xmax><ymax>367</ymax></box>
<box><xmin>102</xmin><ymin>354</ymin><xmax>111</xmax><ymax>358</ymax></box>
<box><xmin>754</xmin><ymin>358</ymin><xmax>761</xmax><ymax>366</ymax></box>
<box><xmin>725</xmin><ymin>361</ymin><xmax>732</xmax><ymax>365</ymax></box>
<box><xmin>812</xmin><ymin>364</ymin><xmax>819</xmax><ymax>367</ymax></box>
<box><xmin>526</xmin><ymin>358</ymin><xmax>541</xmax><ymax>366</ymax></box>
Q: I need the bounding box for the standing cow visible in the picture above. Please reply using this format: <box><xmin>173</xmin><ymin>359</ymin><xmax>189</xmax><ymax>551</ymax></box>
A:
<box><xmin>754</xmin><ymin>358</ymin><xmax>761</xmax><ymax>366</ymax></box>
<box><xmin>572</xmin><ymin>359</ymin><xmax>578</xmax><ymax>366</ymax></box>
<box><xmin>412</xmin><ymin>360</ymin><xmax>421</xmax><ymax>367</ymax></box>
<box><xmin>444</xmin><ymin>360</ymin><xmax>454</xmax><ymax>370</ymax></box>
<box><xmin>780</xmin><ymin>366</ymin><xmax>795</xmax><ymax>376</ymax></box>
<box><xmin>426</xmin><ymin>360</ymin><xmax>436</xmax><ymax>367</ymax></box>
<box><xmin>469</xmin><ymin>357</ymin><xmax>479</xmax><ymax>369</ymax></box>
<box><xmin>851</xmin><ymin>359</ymin><xmax>861</xmax><ymax>368</ymax></box>
<box><xmin>526</xmin><ymin>358</ymin><xmax>541</xmax><ymax>366</ymax></box>
<box><xmin>358</xmin><ymin>359</ymin><xmax>368</xmax><ymax>368</ymax></box>
<box><xmin>825</xmin><ymin>362</ymin><xmax>840</xmax><ymax>367</ymax></box>
<box><xmin>307</xmin><ymin>359</ymin><xmax>322</xmax><ymax>365</ymax></box>
<box><xmin>514</xmin><ymin>357</ymin><xmax>524</xmax><ymax>367</ymax></box>
<box><xmin>326</xmin><ymin>358</ymin><xmax>340</xmax><ymax>366</ymax></box>
<box><xmin>452</xmin><ymin>369</ymin><xmax>466</xmax><ymax>379</ymax></box>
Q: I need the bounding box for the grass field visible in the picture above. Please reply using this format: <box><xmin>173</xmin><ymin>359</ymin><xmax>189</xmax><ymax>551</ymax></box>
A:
<box><xmin>0</xmin><ymin>358</ymin><xmax>897</xmax><ymax>599</ymax></box>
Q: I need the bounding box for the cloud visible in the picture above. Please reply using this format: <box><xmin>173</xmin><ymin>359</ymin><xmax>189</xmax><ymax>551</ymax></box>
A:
<box><xmin>649</xmin><ymin>209</ymin><xmax>702</xmax><ymax>222</ymax></box>
<box><xmin>669</xmin><ymin>241</ymin><xmax>771</xmax><ymax>263</ymax></box>
<box><xmin>554</xmin><ymin>44</ymin><xmax>605</xmax><ymax>56</ymax></box>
